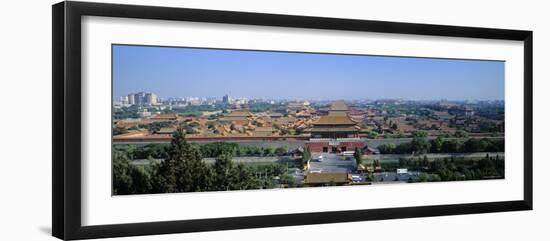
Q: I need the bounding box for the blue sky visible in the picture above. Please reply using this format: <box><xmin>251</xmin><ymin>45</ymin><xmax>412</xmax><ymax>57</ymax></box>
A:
<box><xmin>113</xmin><ymin>45</ymin><xmax>504</xmax><ymax>101</ymax></box>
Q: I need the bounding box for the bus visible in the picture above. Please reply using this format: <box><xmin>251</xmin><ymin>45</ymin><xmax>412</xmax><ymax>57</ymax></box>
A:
<box><xmin>341</xmin><ymin>151</ymin><xmax>355</xmax><ymax>157</ymax></box>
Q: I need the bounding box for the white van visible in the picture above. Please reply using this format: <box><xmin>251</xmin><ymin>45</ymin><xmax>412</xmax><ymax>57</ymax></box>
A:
<box><xmin>341</xmin><ymin>151</ymin><xmax>355</xmax><ymax>156</ymax></box>
<box><xmin>397</xmin><ymin>168</ymin><xmax>408</xmax><ymax>174</ymax></box>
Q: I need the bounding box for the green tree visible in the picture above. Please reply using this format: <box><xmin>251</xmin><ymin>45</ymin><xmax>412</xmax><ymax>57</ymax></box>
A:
<box><xmin>113</xmin><ymin>150</ymin><xmax>153</xmax><ymax>195</ymax></box>
<box><xmin>430</xmin><ymin>174</ymin><xmax>442</xmax><ymax>182</ymax></box>
<box><xmin>422</xmin><ymin>155</ymin><xmax>429</xmax><ymax>167</ymax></box>
<box><xmin>412</xmin><ymin>131</ymin><xmax>428</xmax><ymax>138</ymax></box>
<box><xmin>150</xmin><ymin>160</ymin><xmax>176</xmax><ymax>193</ymax></box>
<box><xmin>411</xmin><ymin>134</ymin><xmax>430</xmax><ymax>154</ymax></box>
<box><xmin>263</xmin><ymin>146</ymin><xmax>275</xmax><ymax>156</ymax></box>
<box><xmin>366</xmin><ymin>173</ymin><xmax>375</xmax><ymax>182</ymax></box>
<box><xmin>430</xmin><ymin>136</ymin><xmax>444</xmax><ymax>153</ymax></box>
<box><xmin>229</xmin><ymin>163</ymin><xmax>260</xmax><ymax>190</ymax></box>
<box><xmin>113</xmin><ymin>151</ymin><xmax>133</xmax><ymax>195</ymax></box>
<box><xmin>378</xmin><ymin>143</ymin><xmax>396</xmax><ymax>154</ymax></box>
<box><xmin>398</xmin><ymin>157</ymin><xmax>409</xmax><ymax>168</ymax></box>
<box><xmin>163</xmin><ymin>127</ymin><xmax>211</xmax><ymax>192</ymax></box>
<box><xmin>454</xmin><ymin>130</ymin><xmax>469</xmax><ymax>138</ymax></box>
<box><xmin>368</xmin><ymin>131</ymin><xmax>379</xmax><ymax>139</ymax></box>
<box><xmin>212</xmin><ymin>154</ymin><xmax>234</xmax><ymax>191</ymax></box>
<box><xmin>441</xmin><ymin>139</ymin><xmax>462</xmax><ymax>153</ymax></box>
<box><xmin>464</xmin><ymin>138</ymin><xmax>489</xmax><ymax>153</ymax></box>
<box><xmin>199</xmin><ymin>142</ymin><xmax>238</xmax><ymax>158</ymax></box>
<box><xmin>275</xmin><ymin>145</ymin><xmax>288</xmax><ymax>156</ymax></box>
<box><xmin>279</xmin><ymin>173</ymin><xmax>296</xmax><ymax>188</ymax></box>
<box><xmin>418</xmin><ymin>173</ymin><xmax>429</xmax><ymax>182</ymax></box>
<box><xmin>129</xmin><ymin>165</ymin><xmax>152</xmax><ymax>194</ymax></box>
<box><xmin>372</xmin><ymin>159</ymin><xmax>381</xmax><ymax>172</ymax></box>
<box><xmin>354</xmin><ymin>147</ymin><xmax>363</xmax><ymax>166</ymax></box>
<box><xmin>302</xmin><ymin>147</ymin><xmax>312</xmax><ymax>166</ymax></box>
<box><xmin>395</xmin><ymin>142</ymin><xmax>412</xmax><ymax>154</ymax></box>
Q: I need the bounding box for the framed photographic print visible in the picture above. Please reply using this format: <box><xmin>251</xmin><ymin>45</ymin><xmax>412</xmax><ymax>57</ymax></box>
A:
<box><xmin>52</xmin><ymin>1</ymin><xmax>533</xmax><ymax>240</ymax></box>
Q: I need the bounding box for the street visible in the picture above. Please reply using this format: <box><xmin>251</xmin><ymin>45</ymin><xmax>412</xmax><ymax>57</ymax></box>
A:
<box><xmin>308</xmin><ymin>153</ymin><xmax>356</xmax><ymax>173</ymax></box>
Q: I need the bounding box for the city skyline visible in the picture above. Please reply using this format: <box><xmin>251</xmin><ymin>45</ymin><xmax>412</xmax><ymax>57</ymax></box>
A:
<box><xmin>117</xmin><ymin>92</ymin><xmax>505</xmax><ymax>103</ymax></box>
<box><xmin>113</xmin><ymin>45</ymin><xmax>505</xmax><ymax>101</ymax></box>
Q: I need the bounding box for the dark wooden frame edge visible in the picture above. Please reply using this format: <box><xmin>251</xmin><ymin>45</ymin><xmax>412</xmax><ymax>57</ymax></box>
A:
<box><xmin>52</xmin><ymin>1</ymin><xmax>533</xmax><ymax>240</ymax></box>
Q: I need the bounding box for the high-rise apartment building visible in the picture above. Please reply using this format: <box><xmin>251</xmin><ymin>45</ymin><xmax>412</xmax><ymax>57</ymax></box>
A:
<box><xmin>126</xmin><ymin>92</ymin><xmax>157</xmax><ymax>106</ymax></box>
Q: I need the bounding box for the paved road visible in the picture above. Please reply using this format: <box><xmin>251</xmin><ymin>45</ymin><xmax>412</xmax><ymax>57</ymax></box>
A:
<box><xmin>131</xmin><ymin>156</ymin><xmax>288</xmax><ymax>165</ymax></box>
<box><xmin>115</xmin><ymin>140</ymin><xmax>306</xmax><ymax>150</ymax></box>
<box><xmin>132</xmin><ymin>152</ymin><xmax>503</xmax><ymax>166</ymax></box>
<box><xmin>362</xmin><ymin>152</ymin><xmax>504</xmax><ymax>163</ymax></box>
<box><xmin>308</xmin><ymin>153</ymin><xmax>356</xmax><ymax>173</ymax></box>
<box><xmin>203</xmin><ymin>156</ymin><xmax>280</xmax><ymax>164</ymax></box>
<box><xmin>371</xmin><ymin>171</ymin><xmax>422</xmax><ymax>183</ymax></box>
<box><xmin>114</xmin><ymin>137</ymin><xmax>503</xmax><ymax>149</ymax></box>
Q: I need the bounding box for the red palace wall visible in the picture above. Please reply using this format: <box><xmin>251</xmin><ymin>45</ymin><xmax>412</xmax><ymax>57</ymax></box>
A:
<box><xmin>306</xmin><ymin>141</ymin><xmax>366</xmax><ymax>153</ymax></box>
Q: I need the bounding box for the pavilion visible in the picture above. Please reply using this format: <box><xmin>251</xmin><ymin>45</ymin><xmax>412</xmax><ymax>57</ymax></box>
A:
<box><xmin>305</xmin><ymin>101</ymin><xmax>365</xmax><ymax>153</ymax></box>
<box><xmin>219</xmin><ymin>110</ymin><xmax>253</xmax><ymax>125</ymax></box>
<box><xmin>308</xmin><ymin>101</ymin><xmax>359</xmax><ymax>139</ymax></box>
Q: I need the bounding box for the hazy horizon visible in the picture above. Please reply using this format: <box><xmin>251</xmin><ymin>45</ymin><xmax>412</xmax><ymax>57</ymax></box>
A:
<box><xmin>116</xmin><ymin>94</ymin><xmax>504</xmax><ymax>102</ymax></box>
<box><xmin>113</xmin><ymin>45</ymin><xmax>505</xmax><ymax>101</ymax></box>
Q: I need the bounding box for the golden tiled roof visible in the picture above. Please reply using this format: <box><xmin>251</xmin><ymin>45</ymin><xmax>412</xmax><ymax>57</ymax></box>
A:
<box><xmin>308</xmin><ymin>127</ymin><xmax>359</xmax><ymax>133</ymax></box>
<box><xmin>156</xmin><ymin>127</ymin><xmax>177</xmax><ymax>134</ymax></box>
<box><xmin>329</xmin><ymin>101</ymin><xmax>349</xmax><ymax>111</ymax></box>
<box><xmin>313</xmin><ymin>115</ymin><xmax>357</xmax><ymax>125</ymax></box>
<box><xmin>226</xmin><ymin>110</ymin><xmax>252</xmax><ymax>117</ymax></box>
<box><xmin>305</xmin><ymin>172</ymin><xmax>351</xmax><ymax>184</ymax></box>
<box><xmin>151</xmin><ymin>114</ymin><xmax>178</xmax><ymax>120</ymax></box>
<box><xmin>327</xmin><ymin>111</ymin><xmax>348</xmax><ymax>116</ymax></box>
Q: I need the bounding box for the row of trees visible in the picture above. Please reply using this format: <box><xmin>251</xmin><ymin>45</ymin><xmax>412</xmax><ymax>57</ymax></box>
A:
<box><xmin>161</xmin><ymin>102</ymin><xmax>289</xmax><ymax>116</ymax></box>
<box><xmin>113</xmin><ymin>106</ymin><xmax>140</xmax><ymax>119</ymax></box>
<box><xmin>427</xmin><ymin>154</ymin><xmax>504</xmax><ymax>181</ymax></box>
<box><xmin>379</xmin><ymin>154</ymin><xmax>505</xmax><ymax>182</ymax></box>
<box><xmin>113</xmin><ymin>128</ymin><xmax>281</xmax><ymax>195</ymax></box>
<box><xmin>201</xmin><ymin>142</ymin><xmax>289</xmax><ymax>158</ymax></box>
<box><xmin>112</xmin><ymin>121</ymin><xmax>185</xmax><ymax>136</ymax></box>
<box><xmin>163</xmin><ymin>104</ymin><xmax>229</xmax><ymax>117</ymax></box>
<box><xmin>138</xmin><ymin>121</ymin><xmax>174</xmax><ymax>133</ymax></box>
<box><xmin>377</xmin><ymin>135</ymin><xmax>504</xmax><ymax>155</ymax></box>
<box><xmin>113</xmin><ymin>142</ymin><xmax>291</xmax><ymax>161</ymax></box>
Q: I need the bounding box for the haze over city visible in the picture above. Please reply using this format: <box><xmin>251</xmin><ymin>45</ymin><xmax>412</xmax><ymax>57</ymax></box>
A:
<box><xmin>113</xmin><ymin>45</ymin><xmax>505</xmax><ymax>101</ymax></box>
<box><xmin>112</xmin><ymin>44</ymin><xmax>506</xmax><ymax>194</ymax></box>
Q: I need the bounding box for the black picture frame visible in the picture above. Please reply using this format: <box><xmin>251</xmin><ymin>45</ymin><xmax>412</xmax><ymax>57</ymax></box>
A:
<box><xmin>52</xmin><ymin>1</ymin><xmax>533</xmax><ymax>240</ymax></box>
